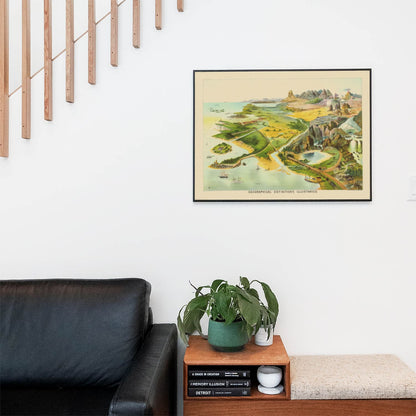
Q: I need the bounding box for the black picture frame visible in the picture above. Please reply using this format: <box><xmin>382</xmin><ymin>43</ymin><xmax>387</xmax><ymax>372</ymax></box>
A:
<box><xmin>193</xmin><ymin>69</ymin><xmax>372</xmax><ymax>202</ymax></box>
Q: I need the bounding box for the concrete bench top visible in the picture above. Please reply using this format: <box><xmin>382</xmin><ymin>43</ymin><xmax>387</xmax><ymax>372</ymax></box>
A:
<box><xmin>290</xmin><ymin>354</ymin><xmax>416</xmax><ymax>400</ymax></box>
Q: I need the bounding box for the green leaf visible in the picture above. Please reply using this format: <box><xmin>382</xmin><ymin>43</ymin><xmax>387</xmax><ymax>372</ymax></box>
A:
<box><xmin>240</xmin><ymin>276</ymin><xmax>250</xmax><ymax>290</ymax></box>
<box><xmin>209</xmin><ymin>300</ymin><xmax>219</xmax><ymax>321</ymax></box>
<box><xmin>261</xmin><ymin>307</ymin><xmax>271</xmax><ymax>327</ymax></box>
<box><xmin>210</xmin><ymin>290</ymin><xmax>237</xmax><ymax>325</ymax></box>
<box><xmin>211</xmin><ymin>279</ymin><xmax>227</xmax><ymax>293</ymax></box>
<box><xmin>183</xmin><ymin>295</ymin><xmax>209</xmax><ymax>334</ymax></box>
<box><xmin>236</xmin><ymin>291</ymin><xmax>261</xmax><ymax>326</ymax></box>
<box><xmin>212</xmin><ymin>291</ymin><xmax>229</xmax><ymax>320</ymax></box>
<box><xmin>234</xmin><ymin>286</ymin><xmax>252</xmax><ymax>303</ymax></box>
<box><xmin>224</xmin><ymin>308</ymin><xmax>237</xmax><ymax>325</ymax></box>
<box><xmin>187</xmin><ymin>294</ymin><xmax>210</xmax><ymax>311</ymax></box>
<box><xmin>254</xmin><ymin>314</ymin><xmax>262</xmax><ymax>335</ymax></box>
<box><xmin>183</xmin><ymin>309</ymin><xmax>201</xmax><ymax>334</ymax></box>
<box><xmin>243</xmin><ymin>321</ymin><xmax>254</xmax><ymax>341</ymax></box>
<box><xmin>177</xmin><ymin>305</ymin><xmax>188</xmax><ymax>345</ymax></box>
<box><xmin>235</xmin><ymin>286</ymin><xmax>259</xmax><ymax>304</ymax></box>
<box><xmin>247</xmin><ymin>288</ymin><xmax>259</xmax><ymax>300</ymax></box>
<box><xmin>253</xmin><ymin>280</ymin><xmax>279</xmax><ymax>324</ymax></box>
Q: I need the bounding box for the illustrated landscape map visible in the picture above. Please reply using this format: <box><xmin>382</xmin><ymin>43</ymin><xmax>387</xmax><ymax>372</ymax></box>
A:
<box><xmin>195</xmin><ymin>71</ymin><xmax>370</xmax><ymax>200</ymax></box>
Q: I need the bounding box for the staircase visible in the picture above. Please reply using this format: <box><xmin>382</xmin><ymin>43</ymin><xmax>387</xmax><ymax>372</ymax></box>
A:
<box><xmin>0</xmin><ymin>0</ymin><xmax>184</xmax><ymax>157</ymax></box>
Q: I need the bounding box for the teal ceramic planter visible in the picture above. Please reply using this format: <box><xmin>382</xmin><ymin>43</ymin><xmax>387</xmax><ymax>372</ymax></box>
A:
<box><xmin>208</xmin><ymin>319</ymin><xmax>249</xmax><ymax>352</ymax></box>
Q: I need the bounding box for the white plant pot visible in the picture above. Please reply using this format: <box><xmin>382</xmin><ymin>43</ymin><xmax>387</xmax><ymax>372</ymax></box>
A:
<box><xmin>254</xmin><ymin>326</ymin><xmax>274</xmax><ymax>346</ymax></box>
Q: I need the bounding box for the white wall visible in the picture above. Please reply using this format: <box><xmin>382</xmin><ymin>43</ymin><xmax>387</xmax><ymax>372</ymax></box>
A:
<box><xmin>1</xmin><ymin>0</ymin><xmax>415</xmax><ymax>383</ymax></box>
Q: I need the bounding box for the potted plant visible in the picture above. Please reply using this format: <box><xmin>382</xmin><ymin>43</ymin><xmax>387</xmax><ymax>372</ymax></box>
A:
<box><xmin>177</xmin><ymin>277</ymin><xmax>279</xmax><ymax>351</ymax></box>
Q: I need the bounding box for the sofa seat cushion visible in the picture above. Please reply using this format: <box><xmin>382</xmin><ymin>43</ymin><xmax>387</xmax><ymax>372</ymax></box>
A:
<box><xmin>290</xmin><ymin>354</ymin><xmax>416</xmax><ymax>400</ymax></box>
<box><xmin>0</xmin><ymin>386</ymin><xmax>117</xmax><ymax>416</ymax></box>
<box><xmin>0</xmin><ymin>279</ymin><xmax>151</xmax><ymax>387</ymax></box>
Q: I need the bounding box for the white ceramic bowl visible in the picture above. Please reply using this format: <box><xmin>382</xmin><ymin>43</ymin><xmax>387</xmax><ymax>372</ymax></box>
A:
<box><xmin>257</xmin><ymin>365</ymin><xmax>282</xmax><ymax>388</ymax></box>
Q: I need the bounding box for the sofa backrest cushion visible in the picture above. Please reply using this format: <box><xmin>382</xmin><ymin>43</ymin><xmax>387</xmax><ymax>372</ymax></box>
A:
<box><xmin>0</xmin><ymin>278</ymin><xmax>151</xmax><ymax>387</ymax></box>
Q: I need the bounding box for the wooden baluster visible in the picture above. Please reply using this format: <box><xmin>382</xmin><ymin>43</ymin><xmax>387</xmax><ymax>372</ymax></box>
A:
<box><xmin>155</xmin><ymin>0</ymin><xmax>161</xmax><ymax>30</ymax></box>
<box><xmin>133</xmin><ymin>0</ymin><xmax>140</xmax><ymax>48</ymax></box>
<box><xmin>88</xmin><ymin>0</ymin><xmax>96</xmax><ymax>84</ymax></box>
<box><xmin>22</xmin><ymin>0</ymin><xmax>30</xmax><ymax>138</ymax></box>
<box><xmin>44</xmin><ymin>0</ymin><xmax>52</xmax><ymax>120</ymax></box>
<box><xmin>111</xmin><ymin>0</ymin><xmax>118</xmax><ymax>66</ymax></box>
<box><xmin>177</xmin><ymin>0</ymin><xmax>183</xmax><ymax>12</ymax></box>
<box><xmin>0</xmin><ymin>0</ymin><xmax>8</xmax><ymax>156</ymax></box>
<box><xmin>66</xmin><ymin>0</ymin><xmax>74</xmax><ymax>102</ymax></box>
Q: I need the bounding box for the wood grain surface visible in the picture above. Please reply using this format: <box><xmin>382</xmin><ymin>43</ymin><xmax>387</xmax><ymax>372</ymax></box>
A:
<box><xmin>0</xmin><ymin>0</ymin><xmax>9</xmax><ymax>156</ymax></box>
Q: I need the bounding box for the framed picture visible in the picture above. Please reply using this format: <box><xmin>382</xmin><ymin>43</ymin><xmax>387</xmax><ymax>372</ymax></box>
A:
<box><xmin>193</xmin><ymin>69</ymin><xmax>371</xmax><ymax>201</ymax></box>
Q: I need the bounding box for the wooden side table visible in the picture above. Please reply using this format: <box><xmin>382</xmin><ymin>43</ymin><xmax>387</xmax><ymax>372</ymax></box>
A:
<box><xmin>183</xmin><ymin>335</ymin><xmax>290</xmax><ymax>416</ymax></box>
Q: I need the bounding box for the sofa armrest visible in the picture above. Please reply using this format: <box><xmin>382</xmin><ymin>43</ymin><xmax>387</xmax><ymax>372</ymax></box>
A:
<box><xmin>109</xmin><ymin>324</ymin><xmax>177</xmax><ymax>416</ymax></box>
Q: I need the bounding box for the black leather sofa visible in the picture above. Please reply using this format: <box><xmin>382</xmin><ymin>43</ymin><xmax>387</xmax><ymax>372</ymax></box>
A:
<box><xmin>0</xmin><ymin>278</ymin><xmax>177</xmax><ymax>416</ymax></box>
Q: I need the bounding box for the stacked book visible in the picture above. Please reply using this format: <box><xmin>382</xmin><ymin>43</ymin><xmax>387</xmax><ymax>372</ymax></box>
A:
<box><xmin>188</xmin><ymin>368</ymin><xmax>251</xmax><ymax>397</ymax></box>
